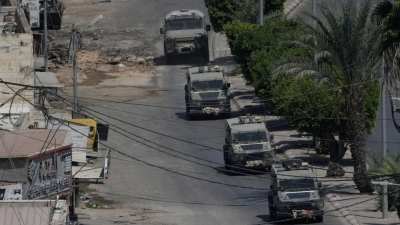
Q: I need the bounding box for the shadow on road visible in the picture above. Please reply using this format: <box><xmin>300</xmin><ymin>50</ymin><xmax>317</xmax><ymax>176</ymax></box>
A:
<box><xmin>255</xmin><ymin>215</ymin><xmax>324</xmax><ymax>224</ymax></box>
<box><xmin>153</xmin><ymin>55</ymin><xmax>207</xmax><ymax>66</ymax></box>
<box><xmin>175</xmin><ymin>112</ymin><xmax>231</xmax><ymax>121</ymax></box>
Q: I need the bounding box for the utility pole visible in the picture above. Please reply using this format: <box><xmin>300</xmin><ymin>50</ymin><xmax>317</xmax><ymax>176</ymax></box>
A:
<box><xmin>372</xmin><ymin>180</ymin><xmax>400</xmax><ymax>219</ymax></box>
<box><xmin>44</xmin><ymin>0</ymin><xmax>48</xmax><ymax>72</ymax></box>
<box><xmin>382</xmin><ymin>53</ymin><xmax>387</xmax><ymax>159</ymax></box>
<box><xmin>259</xmin><ymin>0</ymin><xmax>263</xmax><ymax>25</ymax></box>
<box><xmin>71</xmin><ymin>24</ymin><xmax>79</xmax><ymax>112</ymax></box>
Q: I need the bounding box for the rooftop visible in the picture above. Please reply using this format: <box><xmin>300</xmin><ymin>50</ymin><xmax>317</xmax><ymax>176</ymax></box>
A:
<box><xmin>0</xmin><ymin>129</ymin><xmax>71</xmax><ymax>158</ymax></box>
<box><xmin>227</xmin><ymin>116</ymin><xmax>267</xmax><ymax>132</ymax></box>
<box><xmin>166</xmin><ymin>9</ymin><xmax>204</xmax><ymax>20</ymax></box>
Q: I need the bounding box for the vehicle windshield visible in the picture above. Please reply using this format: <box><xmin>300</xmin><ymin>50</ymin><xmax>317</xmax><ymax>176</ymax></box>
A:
<box><xmin>279</xmin><ymin>178</ymin><xmax>316</xmax><ymax>190</ymax></box>
<box><xmin>192</xmin><ymin>80</ymin><xmax>223</xmax><ymax>91</ymax></box>
<box><xmin>167</xmin><ymin>18</ymin><xmax>203</xmax><ymax>30</ymax></box>
<box><xmin>233</xmin><ymin>131</ymin><xmax>268</xmax><ymax>143</ymax></box>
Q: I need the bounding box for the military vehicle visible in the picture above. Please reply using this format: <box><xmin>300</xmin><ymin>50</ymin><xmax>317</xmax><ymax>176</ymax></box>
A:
<box><xmin>160</xmin><ymin>9</ymin><xmax>211</xmax><ymax>64</ymax></box>
<box><xmin>223</xmin><ymin>115</ymin><xmax>275</xmax><ymax>171</ymax></box>
<box><xmin>185</xmin><ymin>66</ymin><xmax>231</xmax><ymax>119</ymax></box>
<box><xmin>268</xmin><ymin>159</ymin><xmax>324</xmax><ymax>222</ymax></box>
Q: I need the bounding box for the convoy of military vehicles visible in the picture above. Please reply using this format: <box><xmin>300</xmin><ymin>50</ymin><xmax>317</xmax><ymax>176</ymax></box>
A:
<box><xmin>161</xmin><ymin>9</ymin><xmax>325</xmax><ymax>223</ymax></box>
<box><xmin>160</xmin><ymin>9</ymin><xmax>211</xmax><ymax>64</ymax></box>
<box><xmin>185</xmin><ymin>65</ymin><xmax>231</xmax><ymax>119</ymax></box>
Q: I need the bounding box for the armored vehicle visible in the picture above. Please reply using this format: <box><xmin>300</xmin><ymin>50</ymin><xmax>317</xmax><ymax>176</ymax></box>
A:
<box><xmin>160</xmin><ymin>9</ymin><xmax>211</xmax><ymax>64</ymax></box>
<box><xmin>185</xmin><ymin>66</ymin><xmax>231</xmax><ymax>119</ymax></box>
<box><xmin>268</xmin><ymin>159</ymin><xmax>324</xmax><ymax>222</ymax></box>
<box><xmin>223</xmin><ymin>115</ymin><xmax>275</xmax><ymax>171</ymax></box>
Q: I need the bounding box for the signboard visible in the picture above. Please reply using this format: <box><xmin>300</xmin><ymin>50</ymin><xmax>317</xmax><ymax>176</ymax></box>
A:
<box><xmin>65</xmin><ymin>156</ymin><xmax>71</xmax><ymax>172</ymax></box>
<box><xmin>0</xmin><ymin>183</ymin><xmax>23</xmax><ymax>200</ymax></box>
<box><xmin>22</xmin><ymin>0</ymin><xmax>40</xmax><ymax>28</ymax></box>
<box><xmin>27</xmin><ymin>149</ymin><xmax>72</xmax><ymax>200</ymax></box>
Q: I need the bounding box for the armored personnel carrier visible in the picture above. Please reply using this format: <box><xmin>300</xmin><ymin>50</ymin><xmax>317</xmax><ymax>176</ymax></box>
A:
<box><xmin>185</xmin><ymin>66</ymin><xmax>231</xmax><ymax>119</ymax></box>
<box><xmin>223</xmin><ymin>115</ymin><xmax>275</xmax><ymax>171</ymax></box>
<box><xmin>160</xmin><ymin>9</ymin><xmax>211</xmax><ymax>64</ymax></box>
<box><xmin>268</xmin><ymin>159</ymin><xmax>324</xmax><ymax>222</ymax></box>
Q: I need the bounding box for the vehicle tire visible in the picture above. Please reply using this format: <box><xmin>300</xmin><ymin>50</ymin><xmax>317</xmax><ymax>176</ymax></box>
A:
<box><xmin>186</xmin><ymin>104</ymin><xmax>190</xmax><ymax>115</ymax></box>
<box><xmin>269</xmin><ymin>208</ymin><xmax>277</xmax><ymax>219</ymax></box>
<box><xmin>224</xmin><ymin>164</ymin><xmax>231</xmax><ymax>171</ymax></box>
<box><xmin>315</xmin><ymin>216</ymin><xmax>323</xmax><ymax>222</ymax></box>
<box><xmin>203</xmin><ymin>49</ymin><xmax>209</xmax><ymax>63</ymax></box>
<box><xmin>165</xmin><ymin>55</ymin><xmax>172</xmax><ymax>65</ymax></box>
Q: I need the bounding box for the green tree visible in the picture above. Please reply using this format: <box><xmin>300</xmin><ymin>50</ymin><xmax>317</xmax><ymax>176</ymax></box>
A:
<box><xmin>223</xmin><ymin>14</ymin><xmax>298</xmax><ymax>83</ymax></box>
<box><xmin>271</xmin><ymin>0</ymin><xmax>381</xmax><ymax>193</ymax></box>
<box><xmin>368</xmin><ymin>151</ymin><xmax>400</xmax><ymax>219</ymax></box>
<box><xmin>373</xmin><ymin>0</ymin><xmax>400</xmax><ymax>52</ymax></box>
<box><xmin>204</xmin><ymin>0</ymin><xmax>285</xmax><ymax>31</ymax></box>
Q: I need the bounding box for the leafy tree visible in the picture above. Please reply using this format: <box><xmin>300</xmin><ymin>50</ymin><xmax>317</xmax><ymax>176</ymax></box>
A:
<box><xmin>373</xmin><ymin>0</ymin><xmax>400</xmax><ymax>52</ymax></box>
<box><xmin>204</xmin><ymin>0</ymin><xmax>285</xmax><ymax>31</ymax></box>
<box><xmin>368</xmin><ymin>150</ymin><xmax>400</xmax><ymax>218</ymax></box>
<box><xmin>204</xmin><ymin>0</ymin><xmax>235</xmax><ymax>31</ymax></box>
<box><xmin>271</xmin><ymin>0</ymin><xmax>381</xmax><ymax>193</ymax></box>
<box><xmin>223</xmin><ymin>15</ymin><xmax>298</xmax><ymax>83</ymax></box>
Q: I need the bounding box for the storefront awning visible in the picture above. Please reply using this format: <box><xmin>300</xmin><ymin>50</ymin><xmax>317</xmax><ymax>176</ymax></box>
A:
<box><xmin>72</xmin><ymin>166</ymin><xmax>104</xmax><ymax>179</ymax></box>
<box><xmin>34</xmin><ymin>72</ymin><xmax>64</xmax><ymax>88</ymax></box>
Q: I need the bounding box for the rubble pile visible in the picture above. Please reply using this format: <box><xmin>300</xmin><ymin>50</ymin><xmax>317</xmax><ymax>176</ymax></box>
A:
<box><xmin>48</xmin><ymin>44</ymin><xmax>157</xmax><ymax>86</ymax></box>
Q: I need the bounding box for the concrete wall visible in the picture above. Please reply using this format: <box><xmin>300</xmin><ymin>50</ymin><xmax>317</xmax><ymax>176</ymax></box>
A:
<box><xmin>0</xmin><ymin>8</ymin><xmax>34</xmax><ymax>127</ymax></box>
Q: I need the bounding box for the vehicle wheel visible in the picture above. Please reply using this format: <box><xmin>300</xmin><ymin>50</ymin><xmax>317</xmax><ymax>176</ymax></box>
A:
<box><xmin>186</xmin><ymin>104</ymin><xmax>190</xmax><ymax>114</ymax></box>
<box><xmin>203</xmin><ymin>50</ymin><xmax>209</xmax><ymax>63</ymax></box>
<box><xmin>165</xmin><ymin>55</ymin><xmax>172</xmax><ymax>65</ymax></box>
<box><xmin>269</xmin><ymin>208</ymin><xmax>277</xmax><ymax>219</ymax></box>
<box><xmin>315</xmin><ymin>216</ymin><xmax>323</xmax><ymax>222</ymax></box>
<box><xmin>224</xmin><ymin>164</ymin><xmax>231</xmax><ymax>171</ymax></box>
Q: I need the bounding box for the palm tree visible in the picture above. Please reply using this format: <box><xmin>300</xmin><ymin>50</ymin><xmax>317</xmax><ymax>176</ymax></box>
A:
<box><xmin>373</xmin><ymin>0</ymin><xmax>400</xmax><ymax>53</ymax></box>
<box><xmin>271</xmin><ymin>0</ymin><xmax>381</xmax><ymax>193</ymax></box>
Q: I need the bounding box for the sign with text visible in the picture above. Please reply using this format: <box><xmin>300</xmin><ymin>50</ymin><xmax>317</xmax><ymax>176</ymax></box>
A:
<box><xmin>0</xmin><ymin>183</ymin><xmax>22</xmax><ymax>200</ymax></box>
<box><xmin>27</xmin><ymin>148</ymin><xmax>72</xmax><ymax>199</ymax></box>
<box><xmin>22</xmin><ymin>0</ymin><xmax>40</xmax><ymax>28</ymax></box>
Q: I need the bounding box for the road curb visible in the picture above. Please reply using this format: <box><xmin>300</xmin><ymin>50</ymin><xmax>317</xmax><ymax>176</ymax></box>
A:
<box><xmin>284</xmin><ymin>0</ymin><xmax>306</xmax><ymax>17</ymax></box>
<box><xmin>325</xmin><ymin>194</ymin><xmax>361</xmax><ymax>225</ymax></box>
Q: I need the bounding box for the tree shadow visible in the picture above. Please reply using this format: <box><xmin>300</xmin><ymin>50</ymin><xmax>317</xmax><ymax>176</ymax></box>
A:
<box><xmin>175</xmin><ymin>112</ymin><xmax>230</xmax><ymax>121</ymax></box>
<box><xmin>213</xmin><ymin>166</ymin><xmax>270</xmax><ymax>177</ymax></box>
<box><xmin>266</xmin><ymin>119</ymin><xmax>294</xmax><ymax>132</ymax></box>
<box><xmin>153</xmin><ymin>55</ymin><xmax>207</xmax><ymax>66</ymax></box>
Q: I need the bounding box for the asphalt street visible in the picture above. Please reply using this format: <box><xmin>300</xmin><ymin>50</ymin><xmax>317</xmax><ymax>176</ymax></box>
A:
<box><xmin>74</xmin><ymin>0</ymin><xmax>351</xmax><ymax>224</ymax></box>
<box><xmin>289</xmin><ymin>0</ymin><xmax>400</xmax><ymax>157</ymax></box>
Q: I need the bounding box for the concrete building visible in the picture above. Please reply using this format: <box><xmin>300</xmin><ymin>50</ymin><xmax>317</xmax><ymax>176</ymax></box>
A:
<box><xmin>0</xmin><ymin>3</ymin><xmax>36</xmax><ymax>129</ymax></box>
<box><xmin>0</xmin><ymin>129</ymin><xmax>72</xmax><ymax>200</ymax></box>
<box><xmin>0</xmin><ymin>199</ymin><xmax>69</xmax><ymax>225</ymax></box>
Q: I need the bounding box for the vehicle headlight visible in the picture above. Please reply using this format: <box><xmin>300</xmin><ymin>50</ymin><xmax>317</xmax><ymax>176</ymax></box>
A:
<box><xmin>219</xmin><ymin>100</ymin><xmax>224</xmax><ymax>105</ymax></box>
<box><xmin>316</xmin><ymin>200</ymin><xmax>324</xmax><ymax>208</ymax></box>
<box><xmin>196</xmin><ymin>101</ymin><xmax>201</xmax><ymax>106</ymax></box>
<box><xmin>220</xmin><ymin>93</ymin><xmax>226</xmax><ymax>97</ymax></box>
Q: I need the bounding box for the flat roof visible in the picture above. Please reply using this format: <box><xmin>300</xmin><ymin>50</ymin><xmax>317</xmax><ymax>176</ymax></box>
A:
<box><xmin>34</xmin><ymin>72</ymin><xmax>64</xmax><ymax>88</ymax></box>
<box><xmin>190</xmin><ymin>72</ymin><xmax>224</xmax><ymax>82</ymax></box>
<box><xmin>166</xmin><ymin>9</ymin><xmax>204</xmax><ymax>20</ymax></box>
<box><xmin>227</xmin><ymin>117</ymin><xmax>267</xmax><ymax>132</ymax></box>
<box><xmin>0</xmin><ymin>205</ymin><xmax>51</xmax><ymax>225</ymax></box>
<box><xmin>0</xmin><ymin>129</ymin><xmax>70</xmax><ymax>158</ymax></box>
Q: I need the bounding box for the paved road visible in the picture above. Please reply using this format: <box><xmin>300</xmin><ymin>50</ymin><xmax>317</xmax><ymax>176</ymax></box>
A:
<box><xmin>71</xmin><ymin>0</ymin><xmax>350</xmax><ymax>224</ymax></box>
<box><xmin>289</xmin><ymin>0</ymin><xmax>400</xmax><ymax>157</ymax></box>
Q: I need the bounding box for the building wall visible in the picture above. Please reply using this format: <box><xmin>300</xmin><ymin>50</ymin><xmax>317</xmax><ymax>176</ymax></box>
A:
<box><xmin>0</xmin><ymin>158</ymin><xmax>29</xmax><ymax>183</ymax></box>
<box><xmin>0</xmin><ymin>8</ymin><xmax>34</xmax><ymax>127</ymax></box>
